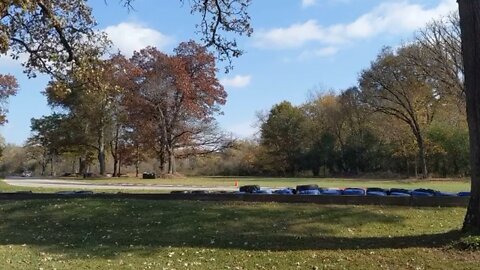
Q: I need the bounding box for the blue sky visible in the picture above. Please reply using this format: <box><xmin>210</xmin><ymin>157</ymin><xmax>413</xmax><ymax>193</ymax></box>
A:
<box><xmin>0</xmin><ymin>0</ymin><xmax>458</xmax><ymax>145</ymax></box>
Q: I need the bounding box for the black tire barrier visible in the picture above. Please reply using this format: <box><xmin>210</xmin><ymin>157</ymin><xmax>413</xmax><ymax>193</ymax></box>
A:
<box><xmin>321</xmin><ymin>188</ymin><xmax>342</xmax><ymax>195</ymax></box>
<box><xmin>389</xmin><ymin>192</ymin><xmax>411</xmax><ymax>197</ymax></box>
<box><xmin>435</xmin><ymin>191</ymin><xmax>457</xmax><ymax>197</ymax></box>
<box><xmin>366</xmin><ymin>188</ymin><xmax>388</xmax><ymax>197</ymax></box>
<box><xmin>239</xmin><ymin>185</ymin><xmax>260</xmax><ymax>193</ymax></box>
<box><xmin>367</xmin><ymin>191</ymin><xmax>388</xmax><ymax>196</ymax></box>
<box><xmin>298</xmin><ymin>189</ymin><xmax>321</xmax><ymax>195</ymax></box>
<box><xmin>142</xmin><ymin>172</ymin><xmax>156</xmax><ymax>179</ymax></box>
<box><xmin>367</xmin><ymin>187</ymin><xmax>387</xmax><ymax>193</ymax></box>
<box><xmin>342</xmin><ymin>188</ymin><xmax>366</xmax><ymax>196</ymax></box>
<box><xmin>254</xmin><ymin>189</ymin><xmax>273</xmax><ymax>194</ymax></box>
<box><xmin>191</xmin><ymin>190</ymin><xmax>210</xmax><ymax>194</ymax></box>
<box><xmin>273</xmin><ymin>189</ymin><xmax>294</xmax><ymax>195</ymax></box>
<box><xmin>388</xmin><ymin>188</ymin><xmax>411</xmax><ymax>196</ymax></box>
<box><xmin>296</xmin><ymin>184</ymin><xmax>319</xmax><ymax>192</ymax></box>
<box><xmin>170</xmin><ymin>190</ymin><xmax>190</xmax><ymax>194</ymax></box>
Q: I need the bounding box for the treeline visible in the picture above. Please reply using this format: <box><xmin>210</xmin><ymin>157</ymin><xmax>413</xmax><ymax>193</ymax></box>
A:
<box><xmin>183</xmin><ymin>13</ymin><xmax>469</xmax><ymax>178</ymax></box>
<box><xmin>12</xmin><ymin>12</ymin><xmax>469</xmax><ymax>179</ymax></box>
<box><xmin>25</xmin><ymin>41</ymin><xmax>231</xmax><ymax>177</ymax></box>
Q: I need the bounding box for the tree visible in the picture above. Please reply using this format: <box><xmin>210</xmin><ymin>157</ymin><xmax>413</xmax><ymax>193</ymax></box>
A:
<box><xmin>302</xmin><ymin>93</ymin><xmax>345</xmax><ymax>174</ymax></box>
<box><xmin>1</xmin><ymin>0</ymin><xmax>252</xmax><ymax>74</ymax></box>
<box><xmin>1</xmin><ymin>0</ymin><xmax>104</xmax><ymax>77</ymax></box>
<box><xmin>259</xmin><ymin>101</ymin><xmax>307</xmax><ymax>176</ymax></box>
<box><xmin>28</xmin><ymin>114</ymin><xmax>66</xmax><ymax>176</ymax></box>
<box><xmin>0</xmin><ymin>144</ymin><xmax>30</xmax><ymax>174</ymax></box>
<box><xmin>118</xmin><ymin>129</ymin><xmax>150</xmax><ymax>177</ymax></box>
<box><xmin>0</xmin><ymin>134</ymin><xmax>5</xmax><ymax>159</ymax></box>
<box><xmin>45</xmin><ymin>59</ymin><xmax>117</xmax><ymax>175</ymax></box>
<box><xmin>359</xmin><ymin>46</ymin><xmax>440</xmax><ymax>178</ymax></box>
<box><xmin>457</xmin><ymin>0</ymin><xmax>480</xmax><ymax>232</ymax></box>
<box><xmin>44</xmin><ymin>54</ymin><xmax>128</xmax><ymax>176</ymax></box>
<box><xmin>128</xmin><ymin>42</ymin><xmax>228</xmax><ymax>175</ymax></box>
<box><xmin>0</xmin><ymin>74</ymin><xmax>18</xmax><ymax>124</ymax></box>
<box><xmin>412</xmin><ymin>12</ymin><xmax>464</xmax><ymax>104</ymax></box>
<box><xmin>427</xmin><ymin>123</ymin><xmax>469</xmax><ymax>177</ymax></box>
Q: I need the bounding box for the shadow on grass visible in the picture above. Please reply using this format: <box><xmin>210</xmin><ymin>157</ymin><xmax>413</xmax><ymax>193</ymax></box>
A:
<box><xmin>0</xmin><ymin>199</ymin><xmax>462</xmax><ymax>258</ymax></box>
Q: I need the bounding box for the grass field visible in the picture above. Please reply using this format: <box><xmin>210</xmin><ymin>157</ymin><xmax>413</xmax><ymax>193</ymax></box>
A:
<box><xmin>75</xmin><ymin>176</ymin><xmax>472</xmax><ymax>192</ymax></box>
<box><xmin>0</xmin><ymin>180</ymin><xmax>173</xmax><ymax>194</ymax></box>
<box><xmin>0</xmin><ymin>199</ymin><xmax>478</xmax><ymax>269</ymax></box>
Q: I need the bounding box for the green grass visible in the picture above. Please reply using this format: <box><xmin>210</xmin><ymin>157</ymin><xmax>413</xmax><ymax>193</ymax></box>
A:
<box><xmin>0</xmin><ymin>199</ymin><xmax>478</xmax><ymax>269</ymax></box>
<box><xmin>76</xmin><ymin>176</ymin><xmax>471</xmax><ymax>192</ymax></box>
<box><xmin>0</xmin><ymin>181</ymin><xmax>64</xmax><ymax>193</ymax></box>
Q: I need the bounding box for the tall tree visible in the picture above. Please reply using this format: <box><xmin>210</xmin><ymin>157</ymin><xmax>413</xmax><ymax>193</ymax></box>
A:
<box><xmin>0</xmin><ymin>74</ymin><xmax>18</xmax><ymax>125</ymax></box>
<box><xmin>28</xmin><ymin>114</ymin><xmax>66</xmax><ymax>176</ymax></box>
<box><xmin>1</xmin><ymin>0</ymin><xmax>98</xmax><ymax>76</ymax></box>
<box><xmin>45</xmin><ymin>54</ymin><xmax>129</xmax><ymax>175</ymax></box>
<box><xmin>259</xmin><ymin>101</ymin><xmax>307</xmax><ymax>176</ymax></box>
<box><xmin>359</xmin><ymin>46</ymin><xmax>439</xmax><ymax>178</ymax></box>
<box><xmin>1</xmin><ymin>0</ymin><xmax>252</xmax><ymax>74</ymax></box>
<box><xmin>457</xmin><ymin>0</ymin><xmax>480</xmax><ymax>232</ymax></box>
<box><xmin>128</xmin><ymin>42</ymin><xmax>227</xmax><ymax>175</ymax></box>
<box><xmin>412</xmin><ymin>12</ymin><xmax>464</xmax><ymax>104</ymax></box>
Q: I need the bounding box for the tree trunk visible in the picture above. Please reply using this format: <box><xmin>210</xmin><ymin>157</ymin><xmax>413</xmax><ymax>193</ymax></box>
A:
<box><xmin>414</xmin><ymin>157</ymin><xmax>418</xmax><ymax>179</ymax></box>
<box><xmin>49</xmin><ymin>154</ymin><xmax>55</xmax><ymax>177</ymax></box>
<box><xmin>41</xmin><ymin>156</ymin><xmax>46</xmax><ymax>176</ymax></box>
<box><xmin>167</xmin><ymin>146</ymin><xmax>176</xmax><ymax>174</ymax></box>
<box><xmin>417</xmin><ymin>137</ymin><xmax>428</xmax><ymax>179</ymax></box>
<box><xmin>110</xmin><ymin>125</ymin><xmax>120</xmax><ymax>177</ymax></box>
<box><xmin>79</xmin><ymin>156</ymin><xmax>87</xmax><ymax>176</ymax></box>
<box><xmin>458</xmin><ymin>0</ymin><xmax>480</xmax><ymax>232</ymax></box>
<box><xmin>135</xmin><ymin>144</ymin><xmax>140</xmax><ymax>177</ymax></box>
<box><xmin>135</xmin><ymin>162</ymin><xmax>139</xmax><ymax>178</ymax></box>
<box><xmin>406</xmin><ymin>159</ymin><xmax>410</xmax><ymax>178</ymax></box>
<box><xmin>118</xmin><ymin>157</ymin><xmax>122</xmax><ymax>176</ymax></box>
<box><xmin>98</xmin><ymin>128</ymin><xmax>106</xmax><ymax>176</ymax></box>
<box><xmin>98</xmin><ymin>150</ymin><xmax>106</xmax><ymax>176</ymax></box>
<box><xmin>113</xmin><ymin>158</ymin><xmax>118</xmax><ymax>177</ymax></box>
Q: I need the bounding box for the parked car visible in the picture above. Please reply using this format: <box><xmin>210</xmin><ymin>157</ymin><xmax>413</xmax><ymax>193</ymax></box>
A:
<box><xmin>21</xmin><ymin>171</ymin><xmax>32</xmax><ymax>177</ymax></box>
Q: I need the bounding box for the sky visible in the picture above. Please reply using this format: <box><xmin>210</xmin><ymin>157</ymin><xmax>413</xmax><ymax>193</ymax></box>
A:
<box><xmin>0</xmin><ymin>0</ymin><xmax>458</xmax><ymax>145</ymax></box>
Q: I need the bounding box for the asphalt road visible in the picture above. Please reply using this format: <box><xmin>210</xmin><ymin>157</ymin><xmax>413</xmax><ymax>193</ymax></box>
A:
<box><xmin>3</xmin><ymin>177</ymin><xmax>238</xmax><ymax>192</ymax></box>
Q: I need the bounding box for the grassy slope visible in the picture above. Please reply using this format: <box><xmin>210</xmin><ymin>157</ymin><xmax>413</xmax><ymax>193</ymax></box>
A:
<box><xmin>0</xmin><ymin>199</ymin><xmax>478</xmax><ymax>269</ymax></box>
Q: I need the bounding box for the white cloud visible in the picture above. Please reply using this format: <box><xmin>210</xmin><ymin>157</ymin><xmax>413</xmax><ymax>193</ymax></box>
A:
<box><xmin>255</xmin><ymin>20</ymin><xmax>329</xmax><ymax>49</ymax></box>
<box><xmin>314</xmin><ymin>46</ymin><xmax>339</xmax><ymax>57</ymax></box>
<box><xmin>220</xmin><ymin>75</ymin><xmax>252</xmax><ymax>88</ymax></box>
<box><xmin>302</xmin><ymin>0</ymin><xmax>317</xmax><ymax>8</ymax></box>
<box><xmin>255</xmin><ymin>0</ymin><xmax>457</xmax><ymax>49</ymax></box>
<box><xmin>104</xmin><ymin>22</ymin><xmax>174</xmax><ymax>56</ymax></box>
<box><xmin>298</xmin><ymin>46</ymin><xmax>339</xmax><ymax>60</ymax></box>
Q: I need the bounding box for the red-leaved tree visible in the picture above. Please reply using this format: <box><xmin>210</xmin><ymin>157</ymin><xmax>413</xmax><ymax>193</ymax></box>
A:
<box><xmin>126</xmin><ymin>41</ymin><xmax>228</xmax><ymax>175</ymax></box>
